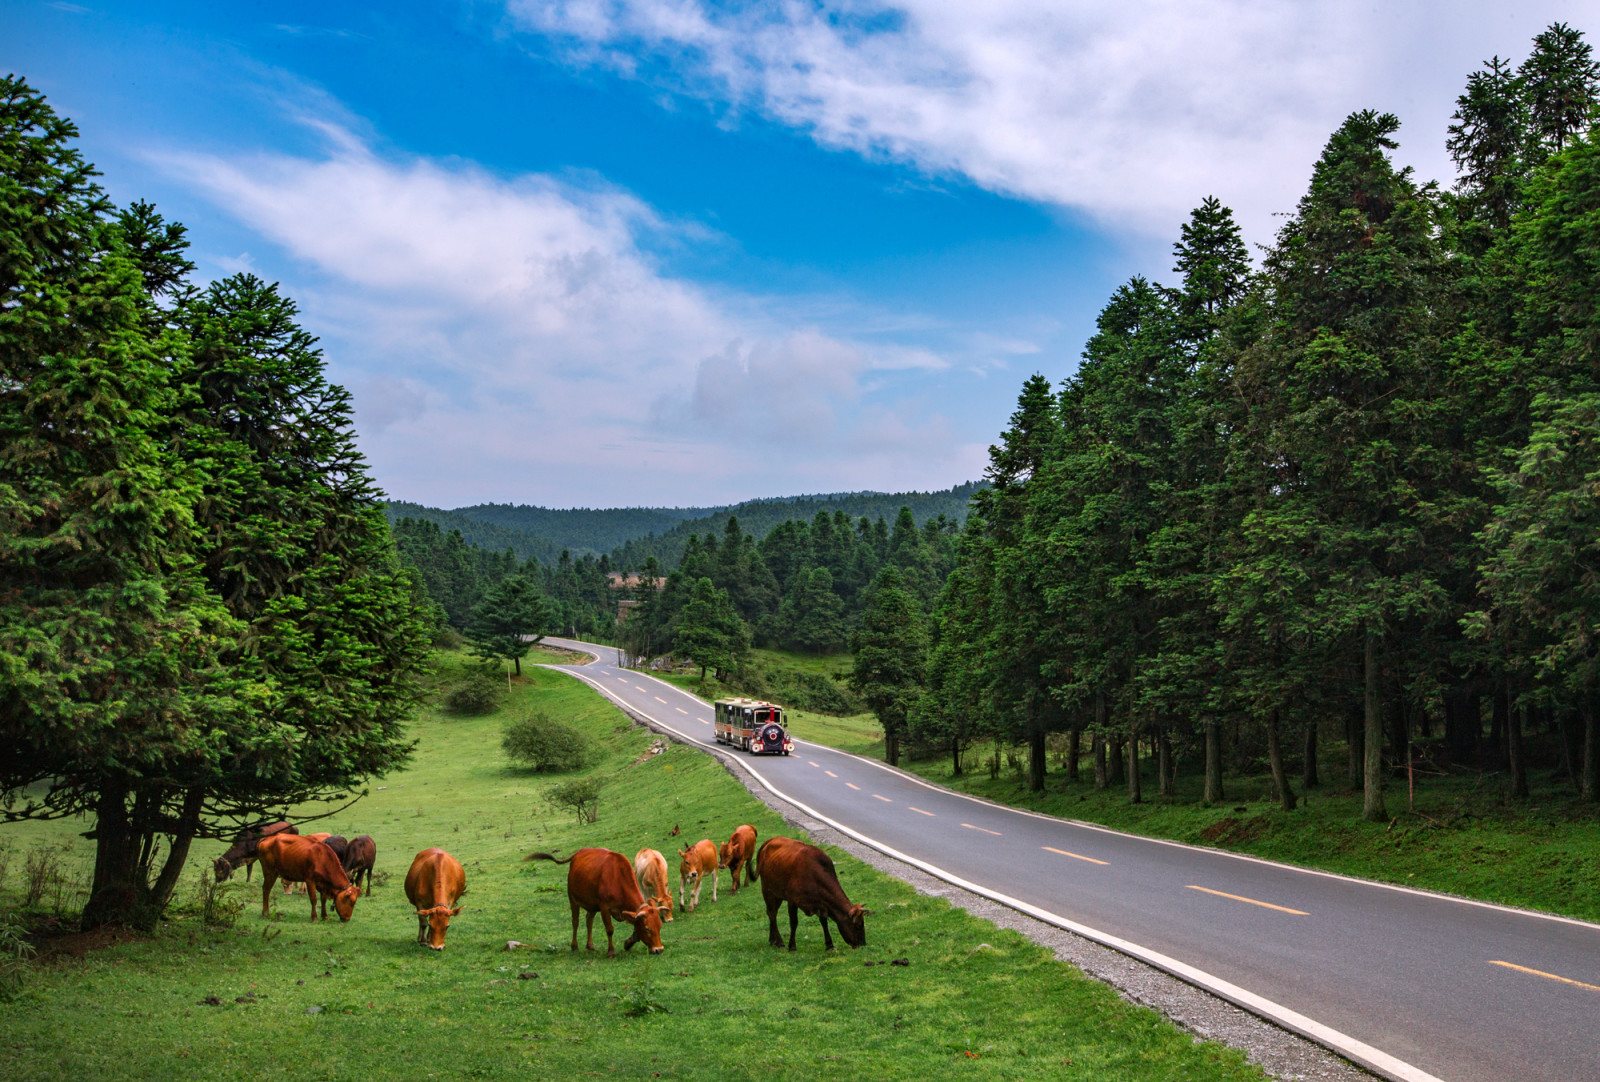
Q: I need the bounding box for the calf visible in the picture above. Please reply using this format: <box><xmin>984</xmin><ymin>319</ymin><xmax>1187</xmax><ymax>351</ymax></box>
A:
<box><xmin>256</xmin><ymin>834</ymin><xmax>361</xmax><ymax>921</ymax></box>
<box><xmin>343</xmin><ymin>835</ymin><xmax>377</xmax><ymax>893</ymax></box>
<box><xmin>718</xmin><ymin>824</ymin><xmax>758</xmax><ymax>891</ymax></box>
<box><xmin>320</xmin><ymin>835</ymin><xmax>350</xmax><ymax>864</ymax></box>
<box><xmin>748</xmin><ymin>837</ymin><xmax>868</xmax><ymax>951</ymax></box>
<box><xmin>528</xmin><ymin>849</ymin><xmax>664</xmax><ymax>957</ymax></box>
<box><xmin>213</xmin><ymin>821</ymin><xmax>297</xmax><ymax>883</ymax></box>
<box><xmin>677</xmin><ymin>839</ymin><xmax>719</xmax><ymax>912</ymax></box>
<box><xmin>404</xmin><ymin>848</ymin><xmax>466</xmax><ymax>950</ymax></box>
<box><xmin>633</xmin><ymin>848</ymin><xmax>673</xmax><ymax>922</ymax></box>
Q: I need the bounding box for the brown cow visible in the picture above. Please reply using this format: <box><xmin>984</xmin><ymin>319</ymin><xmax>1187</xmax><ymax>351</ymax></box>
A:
<box><xmin>320</xmin><ymin>835</ymin><xmax>350</xmax><ymax>864</ymax></box>
<box><xmin>213</xmin><ymin>821</ymin><xmax>297</xmax><ymax>883</ymax></box>
<box><xmin>256</xmin><ymin>834</ymin><xmax>361</xmax><ymax>921</ymax></box>
<box><xmin>718</xmin><ymin>824</ymin><xmax>758</xmax><ymax>891</ymax></box>
<box><xmin>633</xmin><ymin>848</ymin><xmax>673</xmax><ymax>922</ymax></box>
<box><xmin>404</xmin><ymin>848</ymin><xmax>466</xmax><ymax>950</ymax></box>
<box><xmin>747</xmin><ymin>836</ymin><xmax>868</xmax><ymax>951</ymax></box>
<box><xmin>677</xmin><ymin>839</ymin><xmax>719</xmax><ymax>912</ymax></box>
<box><xmin>343</xmin><ymin>835</ymin><xmax>377</xmax><ymax>893</ymax></box>
<box><xmin>527</xmin><ymin>849</ymin><xmax>664</xmax><ymax>957</ymax></box>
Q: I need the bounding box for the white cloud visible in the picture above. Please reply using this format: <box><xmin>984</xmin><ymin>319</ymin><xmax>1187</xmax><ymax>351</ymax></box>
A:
<box><xmin>153</xmin><ymin>126</ymin><xmax>968</xmax><ymax>506</ymax></box>
<box><xmin>508</xmin><ymin>0</ymin><xmax>1590</xmax><ymax>241</ymax></box>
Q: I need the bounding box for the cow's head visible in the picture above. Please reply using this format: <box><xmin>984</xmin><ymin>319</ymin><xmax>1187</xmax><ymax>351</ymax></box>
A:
<box><xmin>333</xmin><ymin>884</ymin><xmax>361</xmax><ymax>922</ymax></box>
<box><xmin>717</xmin><ymin>841</ymin><xmax>732</xmax><ymax>868</ymax></box>
<box><xmin>839</xmin><ymin>904</ymin><xmax>870</xmax><ymax>948</ymax></box>
<box><xmin>651</xmin><ymin>894</ymin><xmax>674</xmax><ymax>922</ymax></box>
<box><xmin>417</xmin><ymin>903</ymin><xmax>463</xmax><ymax>949</ymax></box>
<box><xmin>678</xmin><ymin>849</ymin><xmax>699</xmax><ymax>882</ymax></box>
<box><xmin>213</xmin><ymin>857</ymin><xmax>234</xmax><ymax>882</ymax></box>
<box><xmin>622</xmin><ymin>904</ymin><xmax>666</xmax><ymax>954</ymax></box>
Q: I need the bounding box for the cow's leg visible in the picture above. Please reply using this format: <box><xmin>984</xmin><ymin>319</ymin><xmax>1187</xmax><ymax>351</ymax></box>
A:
<box><xmin>416</xmin><ymin>913</ymin><xmax>427</xmax><ymax>945</ymax></box>
<box><xmin>585</xmin><ymin>910</ymin><xmax>597</xmax><ymax>952</ymax></box>
<box><xmin>766</xmin><ymin>896</ymin><xmax>783</xmax><ymax>947</ymax></box>
<box><xmin>689</xmin><ymin>874</ymin><xmax>702</xmax><ymax>912</ymax></box>
<box><xmin>819</xmin><ymin>914</ymin><xmax>834</xmax><ymax>951</ymax></box>
<box><xmin>260</xmin><ymin>870</ymin><xmax>277</xmax><ymax>917</ymax></box>
<box><xmin>244</xmin><ymin>859</ymin><xmax>253</xmax><ymax>883</ymax></box>
<box><xmin>569</xmin><ymin>901</ymin><xmax>580</xmax><ymax>951</ymax></box>
<box><xmin>787</xmin><ymin>901</ymin><xmax>799</xmax><ymax>951</ymax></box>
<box><xmin>710</xmin><ymin>866</ymin><xmax>719</xmax><ymax>903</ymax></box>
<box><xmin>678</xmin><ymin>872</ymin><xmax>687</xmax><ymax>912</ymax></box>
<box><xmin>306</xmin><ymin>881</ymin><xmax>319</xmax><ymax>921</ymax></box>
<box><xmin>601</xmin><ymin>912</ymin><xmax>616</xmax><ymax>958</ymax></box>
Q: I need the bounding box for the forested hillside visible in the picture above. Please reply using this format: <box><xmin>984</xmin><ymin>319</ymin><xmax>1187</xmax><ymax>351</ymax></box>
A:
<box><xmin>382</xmin><ymin>501</ymin><xmax>563</xmax><ymax>564</ymax></box>
<box><xmin>901</xmin><ymin>23</ymin><xmax>1600</xmax><ymax>819</ymax></box>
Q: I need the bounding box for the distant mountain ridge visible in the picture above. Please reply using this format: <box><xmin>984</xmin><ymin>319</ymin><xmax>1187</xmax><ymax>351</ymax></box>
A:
<box><xmin>382</xmin><ymin>482</ymin><xmax>984</xmax><ymax>568</ymax></box>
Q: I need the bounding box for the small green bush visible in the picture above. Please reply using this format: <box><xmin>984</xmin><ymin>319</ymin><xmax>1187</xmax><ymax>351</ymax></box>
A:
<box><xmin>544</xmin><ymin>777</ymin><xmax>602</xmax><ymax>824</ymax></box>
<box><xmin>503</xmin><ymin>713</ymin><xmax>593</xmax><ymax>772</ymax></box>
<box><xmin>774</xmin><ymin>670</ymin><xmax>861</xmax><ymax>716</ymax></box>
<box><xmin>0</xmin><ymin>913</ymin><xmax>35</xmax><ymax>1001</ymax></box>
<box><xmin>446</xmin><ymin>669</ymin><xmax>504</xmax><ymax>715</ymax></box>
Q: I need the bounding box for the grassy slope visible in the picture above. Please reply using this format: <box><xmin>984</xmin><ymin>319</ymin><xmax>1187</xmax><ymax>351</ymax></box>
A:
<box><xmin>781</xmin><ymin>710</ymin><xmax>1600</xmax><ymax>924</ymax></box>
<box><xmin>0</xmin><ymin>657</ymin><xmax>1263</xmax><ymax>1082</ymax></box>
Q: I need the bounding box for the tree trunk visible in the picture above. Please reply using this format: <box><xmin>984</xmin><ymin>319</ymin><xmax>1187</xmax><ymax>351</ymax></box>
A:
<box><xmin>1157</xmin><ymin>727</ymin><xmax>1173</xmax><ymax>798</ymax></box>
<box><xmin>82</xmin><ymin>786</ymin><xmax>202</xmax><ymax>931</ymax></box>
<box><xmin>513</xmin><ymin>655</ymin><xmax>522</xmax><ymax>676</ymax></box>
<box><xmin>885</xmin><ymin>729</ymin><xmax>900</xmax><ymax>768</ymax></box>
<box><xmin>1204</xmin><ymin>718</ymin><xmax>1223</xmax><ymax>804</ymax></box>
<box><xmin>1345</xmin><ymin>704</ymin><xmax>1362</xmax><ymax>789</ymax></box>
<box><xmin>1557</xmin><ymin>706</ymin><xmax>1581</xmax><ymax>791</ymax></box>
<box><xmin>1067</xmin><ymin>728</ymin><xmax>1081</xmax><ymax>783</ymax></box>
<box><xmin>1126</xmin><ymin>717</ymin><xmax>1142</xmax><ymax>804</ymax></box>
<box><xmin>1029</xmin><ymin>725</ymin><xmax>1047</xmax><ymax>792</ymax></box>
<box><xmin>1302</xmin><ymin>719</ymin><xmax>1319</xmax><ymax>790</ymax></box>
<box><xmin>1363</xmin><ymin>630</ymin><xmax>1387</xmax><ymax>822</ymax></box>
<box><xmin>1508</xmin><ymin>704</ymin><xmax>1528</xmax><ymax>801</ymax></box>
<box><xmin>1491</xmin><ymin>681</ymin><xmax>1508</xmax><ymax>770</ymax></box>
<box><xmin>1108</xmin><ymin>736</ymin><xmax>1124</xmax><ymax>786</ymax></box>
<box><xmin>1582</xmin><ymin>696</ymin><xmax>1598</xmax><ymax>803</ymax></box>
<box><xmin>1093</xmin><ymin>733</ymin><xmax>1107</xmax><ymax>790</ymax></box>
<box><xmin>1267</xmin><ymin>708</ymin><xmax>1297</xmax><ymax>811</ymax></box>
<box><xmin>952</xmin><ymin>738</ymin><xmax>962</xmax><ymax>777</ymax></box>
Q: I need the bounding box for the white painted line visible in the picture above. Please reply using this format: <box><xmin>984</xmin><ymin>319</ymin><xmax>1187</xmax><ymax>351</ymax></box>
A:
<box><xmin>808</xmin><ymin>761</ymin><xmax>820</xmax><ymax>768</ymax></box>
<box><xmin>655</xmin><ymin>696</ymin><xmax>668</xmax><ymax>704</ymax></box>
<box><xmin>825</xmin><ymin>770</ymin><xmax>838</xmax><ymax>778</ymax></box>
<box><xmin>845</xmin><ymin>782</ymin><xmax>861</xmax><ymax>791</ymax></box>
<box><xmin>676</xmin><ymin>708</ymin><xmax>688</xmax><ymax>715</ymax></box>
<box><xmin>872</xmin><ymin>794</ymin><xmax>892</xmax><ymax>803</ymax></box>
<box><xmin>962</xmin><ymin>823</ymin><xmax>1001</xmax><ymax>836</ymax></box>
<box><xmin>908</xmin><ymin>807</ymin><xmax>934</xmax><ymax>817</ymax></box>
<box><xmin>1042</xmin><ymin>846</ymin><xmax>1108</xmax><ymax>866</ymax></box>
<box><xmin>544</xmin><ymin>640</ymin><xmax>1449</xmax><ymax>1082</ymax></box>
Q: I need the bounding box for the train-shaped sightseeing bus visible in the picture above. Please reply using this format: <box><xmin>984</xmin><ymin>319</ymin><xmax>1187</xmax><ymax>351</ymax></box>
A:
<box><xmin>713</xmin><ymin>697</ymin><xmax>793</xmax><ymax>755</ymax></box>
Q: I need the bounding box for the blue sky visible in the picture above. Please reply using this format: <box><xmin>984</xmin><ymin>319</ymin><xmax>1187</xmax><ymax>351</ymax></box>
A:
<box><xmin>6</xmin><ymin>1</ymin><xmax>1594</xmax><ymax>508</ymax></box>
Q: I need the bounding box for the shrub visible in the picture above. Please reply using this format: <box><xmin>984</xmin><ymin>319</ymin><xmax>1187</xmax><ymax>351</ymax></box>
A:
<box><xmin>22</xmin><ymin>846</ymin><xmax>62</xmax><ymax>908</ymax></box>
<box><xmin>446</xmin><ymin>668</ymin><xmax>504</xmax><ymax>715</ymax></box>
<box><xmin>503</xmin><ymin>712</ymin><xmax>593</xmax><ymax>773</ymax></box>
<box><xmin>774</xmin><ymin>670</ymin><xmax>861</xmax><ymax>716</ymax></box>
<box><xmin>0</xmin><ymin>913</ymin><xmax>34</xmax><ymax>1001</ymax></box>
<box><xmin>544</xmin><ymin>777</ymin><xmax>602</xmax><ymax>824</ymax></box>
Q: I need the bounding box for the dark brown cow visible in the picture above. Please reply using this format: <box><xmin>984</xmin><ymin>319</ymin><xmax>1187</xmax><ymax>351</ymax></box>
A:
<box><xmin>256</xmin><ymin>834</ymin><xmax>361</xmax><ymax>921</ymax></box>
<box><xmin>527</xmin><ymin>849</ymin><xmax>665</xmax><ymax>957</ymax></box>
<box><xmin>747</xmin><ymin>837</ymin><xmax>868</xmax><ymax>951</ymax></box>
<box><xmin>213</xmin><ymin>821</ymin><xmax>298</xmax><ymax>883</ymax></box>
<box><xmin>343</xmin><ymin>835</ymin><xmax>377</xmax><ymax>892</ymax></box>
<box><xmin>404</xmin><ymin>848</ymin><xmax>465</xmax><ymax>950</ymax></box>
<box><xmin>718</xmin><ymin>824</ymin><xmax>758</xmax><ymax>891</ymax></box>
<box><xmin>320</xmin><ymin>835</ymin><xmax>350</xmax><ymax>864</ymax></box>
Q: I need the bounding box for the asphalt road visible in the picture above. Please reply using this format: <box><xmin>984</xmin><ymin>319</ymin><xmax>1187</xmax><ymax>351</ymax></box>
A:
<box><xmin>543</xmin><ymin>638</ymin><xmax>1599</xmax><ymax>1082</ymax></box>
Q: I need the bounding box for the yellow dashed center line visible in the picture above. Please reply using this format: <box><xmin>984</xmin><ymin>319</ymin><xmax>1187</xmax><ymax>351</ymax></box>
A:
<box><xmin>654</xmin><ymin>696</ymin><xmax>667</xmax><ymax>704</ymax></box>
<box><xmin>1042</xmin><ymin>846</ymin><xmax>1109</xmax><ymax>866</ymax></box>
<box><xmin>872</xmin><ymin>794</ymin><xmax>891</xmax><ymax>803</ymax></box>
<box><xmin>1490</xmin><ymin>960</ymin><xmax>1600</xmax><ymax>992</ymax></box>
<box><xmin>1186</xmin><ymin>885</ymin><xmax>1307</xmax><ymax>916</ymax></box>
<box><xmin>825</xmin><ymin>770</ymin><xmax>838</xmax><ymax>778</ymax></box>
<box><xmin>676</xmin><ymin>708</ymin><xmax>688</xmax><ymax>715</ymax></box>
<box><xmin>845</xmin><ymin>782</ymin><xmax>861</xmax><ymax>791</ymax></box>
<box><xmin>961</xmin><ymin>823</ymin><xmax>1001</xmax><ymax>836</ymax></box>
<box><xmin>908</xmin><ymin>807</ymin><xmax>934</xmax><ymax>816</ymax></box>
<box><xmin>808</xmin><ymin>761</ymin><xmax>820</xmax><ymax>767</ymax></box>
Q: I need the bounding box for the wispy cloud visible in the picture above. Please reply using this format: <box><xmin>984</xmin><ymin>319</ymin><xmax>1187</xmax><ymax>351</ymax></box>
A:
<box><xmin>507</xmin><ymin>0</ymin><xmax>1558</xmax><ymax>241</ymax></box>
<box><xmin>151</xmin><ymin>119</ymin><xmax>976</xmax><ymax>506</ymax></box>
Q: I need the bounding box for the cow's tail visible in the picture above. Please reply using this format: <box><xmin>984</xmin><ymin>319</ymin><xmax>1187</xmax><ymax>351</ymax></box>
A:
<box><xmin>525</xmin><ymin>851</ymin><xmax>574</xmax><ymax>865</ymax></box>
<box><xmin>746</xmin><ymin>842</ymin><xmax>764</xmax><ymax>884</ymax></box>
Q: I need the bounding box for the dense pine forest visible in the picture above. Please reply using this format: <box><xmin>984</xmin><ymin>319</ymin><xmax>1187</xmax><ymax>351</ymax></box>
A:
<box><xmin>903</xmin><ymin>23</ymin><xmax>1600</xmax><ymax>818</ymax></box>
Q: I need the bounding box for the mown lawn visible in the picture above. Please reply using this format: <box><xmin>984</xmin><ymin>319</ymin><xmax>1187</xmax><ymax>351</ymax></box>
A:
<box><xmin>776</xmin><ymin>708</ymin><xmax>1600</xmax><ymax>924</ymax></box>
<box><xmin>0</xmin><ymin>656</ymin><xmax>1265</xmax><ymax>1082</ymax></box>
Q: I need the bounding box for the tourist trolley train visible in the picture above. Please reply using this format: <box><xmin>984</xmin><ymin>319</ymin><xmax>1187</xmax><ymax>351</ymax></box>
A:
<box><xmin>713</xmin><ymin>697</ymin><xmax>793</xmax><ymax>755</ymax></box>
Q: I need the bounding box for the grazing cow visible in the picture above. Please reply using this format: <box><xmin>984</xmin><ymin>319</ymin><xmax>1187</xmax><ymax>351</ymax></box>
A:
<box><xmin>343</xmin><ymin>835</ymin><xmax>377</xmax><ymax>893</ymax></box>
<box><xmin>213</xmin><ymin>821</ymin><xmax>297</xmax><ymax>883</ymax></box>
<box><xmin>633</xmin><ymin>848</ymin><xmax>673</xmax><ymax>922</ymax></box>
<box><xmin>320</xmin><ymin>835</ymin><xmax>350</xmax><ymax>864</ymax></box>
<box><xmin>404</xmin><ymin>848</ymin><xmax>466</xmax><ymax>950</ymax></box>
<box><xmin>747</xmin><ymin>836</ymin><xmax>868</xmax><ymax>952</ymax></box>
<box><xmin>677</xmin><ymin>839</ymin><xmax>719</xmax><ymax>912</ymax></box>
<box><xmin>718</xmin><ymin>824</ymin><xmax>758</xmax><ymax>891</ymax></box>
<box><xmin>255</xmin><ymin>834</ymin><xmax>361</xmax><ymax>921</ymax></box>
<box><xmin>527</xmin><ymin>849</ymin><xmax>664</xmax><ymax>957</ymax></box>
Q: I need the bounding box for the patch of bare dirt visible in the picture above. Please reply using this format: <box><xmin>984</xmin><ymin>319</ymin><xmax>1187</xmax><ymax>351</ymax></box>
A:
<box><xmin>1199</xmin><ymin>815</ymin><xmax>1272</xmax><ymax>846</ymax></box>
<box><xmin>30</xmin><ymin>920</ymin><xmax>149</xmax><ymax>962</ymax></box>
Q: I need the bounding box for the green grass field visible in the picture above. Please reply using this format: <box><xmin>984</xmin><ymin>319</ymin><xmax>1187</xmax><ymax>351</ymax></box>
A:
<box><xmin>770</xmin><ymin>707</ymin><xmax>1600</xmax><ymax>924</ymax></box>
<box><xmin>0</xmin><ymin>655</ymin><xmax>1266</xmax><ymax>1082</ymax></box>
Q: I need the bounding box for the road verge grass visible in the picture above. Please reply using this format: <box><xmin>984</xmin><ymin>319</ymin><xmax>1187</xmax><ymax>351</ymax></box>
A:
<box><xmin>0</xmin><ymin>656</ymin><xmax>1265</xmax><ymax>1082</ymax></box>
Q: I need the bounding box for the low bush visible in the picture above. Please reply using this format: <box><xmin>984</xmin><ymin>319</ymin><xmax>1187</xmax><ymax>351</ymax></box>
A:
<box><xmin>0</xmin><ymin>913</ymin><xmax>34</xmax><ymax>1001</ymax></box>
<box><xmin>773</xmin><ymin>670</ymin><xmax>861</xmax><ymax>716</ymax></box>
<box><xmin>544</xmin><ymin>777</ymin><xmax>602</xmax><ymax>824</ymax></box>
<box><xmin>504</xmin><ymin>712</ymin><xmax>593</xmax><ymax>772</ymax></box>
<box><xmin>445</xmin><ymin>669</ymin><xmax>504</xmax><ymax>715</ymax></box>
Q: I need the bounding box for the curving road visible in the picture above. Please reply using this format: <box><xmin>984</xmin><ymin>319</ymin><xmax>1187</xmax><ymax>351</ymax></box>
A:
<box><xmin>543</xmin><ymin>638</ymin><xmax>1598</xmax><ymax>1082</ymax></box>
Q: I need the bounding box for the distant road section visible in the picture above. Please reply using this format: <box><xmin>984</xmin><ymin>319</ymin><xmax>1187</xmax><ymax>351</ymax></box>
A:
<box><xmin>544</xmin><ymin>638</ymin><xmax>1600</xmax><ymax>1082</ymax></box>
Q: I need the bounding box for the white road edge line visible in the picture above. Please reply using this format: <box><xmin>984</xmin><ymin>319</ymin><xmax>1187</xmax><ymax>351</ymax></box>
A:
<box><xmin>545</xmin><ymin>654</ymin><xmax>1445</xmax><ymax>1082</ymax></box>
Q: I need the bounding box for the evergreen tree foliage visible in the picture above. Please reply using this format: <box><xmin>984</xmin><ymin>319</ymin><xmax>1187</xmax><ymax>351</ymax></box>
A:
<box><xmin>466</xmin><ymin>574</ymin><xmax>551</xmax><ymax>675</ymax></box>
<box><xmin>672</xmin><ymin>577</ymin><xmax>750</xmax><ymax>686</ymax></box>
<box><xmin>849</xmin><ymin>567</ymin><xmax>928</xmax><ymax>766</ymax></box>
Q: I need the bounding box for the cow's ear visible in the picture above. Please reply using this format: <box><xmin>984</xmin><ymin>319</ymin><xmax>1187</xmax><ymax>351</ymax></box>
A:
<box><xmin>856</xmin><ymin>906</ymin><xmax>872</xmax><ymax>916</ymax></box>
<box><xmin>449</xmin><ymin>906</ymin><xmax>463</xmax><ymax>917</ymax></box>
